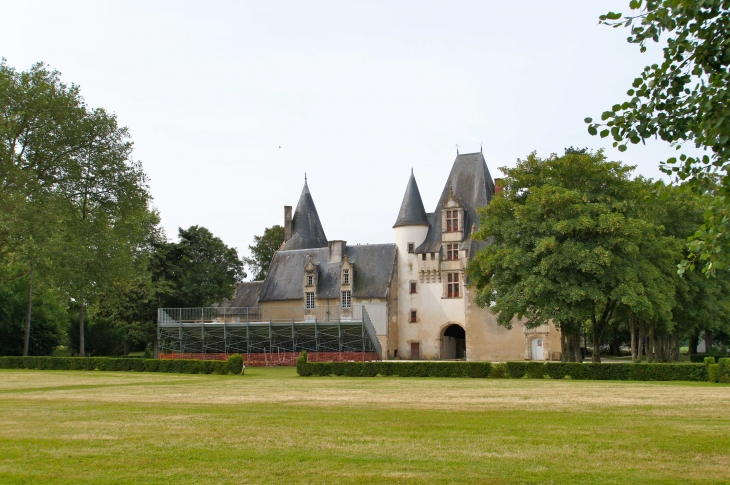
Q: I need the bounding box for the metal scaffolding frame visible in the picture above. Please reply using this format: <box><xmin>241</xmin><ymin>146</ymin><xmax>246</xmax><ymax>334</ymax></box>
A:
<box><xmin>157</xmin><ymin>305</ymin><xmax>381</xmax><ymax>362</ymax></box>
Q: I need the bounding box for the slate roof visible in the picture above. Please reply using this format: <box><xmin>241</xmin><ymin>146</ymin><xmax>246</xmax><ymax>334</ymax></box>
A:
<box><xmin>393</xmin><ymin>170</ymin><xmax>429</xmax><ymax>228</ymax></box>
<box><xmin>416</xmin><ymin>152</ymin><xmax>495</xmax><ymax>254</ymax></box>
<box><xmin>226</xmin><ymin>281</ymin><xmax>264</xmax><ymax>307</ymax></box>
<box><xmin>258</xmin><ymin>244</ymin><xmax>397</xmax><ymax>302</ymax></box>
<box><xmin>280</xmin><ymin>180</ymin><xmax>328</xmax><ymax>251</ymax></box>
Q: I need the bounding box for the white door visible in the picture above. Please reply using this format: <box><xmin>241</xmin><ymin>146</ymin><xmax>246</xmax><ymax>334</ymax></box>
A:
<box><xmin>531</xmin><ymin>338</ymin><xmax>544</xmax><ymax>360</ymax></box>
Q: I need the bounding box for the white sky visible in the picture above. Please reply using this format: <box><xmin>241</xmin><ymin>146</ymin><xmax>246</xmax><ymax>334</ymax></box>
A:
<box><xmin>2</xmin><ymin>1</ymin><xmax>687</xmax><ymax>276</ymax></box>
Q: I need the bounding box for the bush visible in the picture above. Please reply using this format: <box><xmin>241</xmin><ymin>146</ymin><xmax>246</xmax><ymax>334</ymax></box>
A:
<box><xmin>545</xmin><ymin>363</ymin><xmax>569</xmax><ymax>379</ymax></box>
<box><xmin>296</xmin><ymin>351</ymin><xmax>311</xmax><ymax>376</ymax></box>
<box><xmin>525</xmin><ymin>362</ymin><xmax>546</xmax><ymax>379</ymax></box>
<box><xmin>489</xmin><ymin>363</ymin><xmax>507</xmax><ymax>378</ymax></box>
<box><xmin>467</xmin><ymin>362</ymin><xmax>493</xmax><ymax>378</ymax></box>
<box><xmin>227</xmin><ymin>354</ymin><xmax>244</xmax><ymax>375</ymax></box>
<box><xmin>690</xmin><ymin>354</ymin><xmax>729</xmax><ymax>363</ymax></box>
<box><xmin>0</xmin><ymin>356</ymin><xmax>243</xmax><ymax>375</ymax></box>
<box><xmin>630</xmin><ymin>363</ymin><xmax>707</xmax><ymax>381</ymax></box>
<box><xmin>719</xmin><ymin>358</ymin><xmax>730</xmax><ymax>384</ymax></box>
<box><xmin>708</xmin><ymin>364</ymin><xmax>719</xmax><ymax>383</ymax></box>
<box><xmin>506</xmin><ymin>362</ymin><xmax>527</xmax><ymax>379</ymax></box>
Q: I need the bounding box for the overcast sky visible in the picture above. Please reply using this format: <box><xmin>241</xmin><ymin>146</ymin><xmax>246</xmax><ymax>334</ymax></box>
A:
<box><xmin>2</xmin><ymin>1</ymin><xmax>684</xmax><ymax>276</ymax></box>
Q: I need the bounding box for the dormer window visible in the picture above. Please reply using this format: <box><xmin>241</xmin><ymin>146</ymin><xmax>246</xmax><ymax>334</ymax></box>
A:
<box><xmin>446</xmin><ymin>210</ymin><xmax>459</xmax><ymax>232</ymax></box>
<box><xmin>306</xmin><ymin>275</ymin><xmax>313</xmax><ymax>286</ymax></box>
<box><xmin>342</xmin><ymin>269</ymin><xmax>349</xmax><ymax>285</ymax></box>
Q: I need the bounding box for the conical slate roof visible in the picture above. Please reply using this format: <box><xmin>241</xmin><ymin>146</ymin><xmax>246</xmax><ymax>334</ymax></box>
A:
<box><xmin>416</xmin><ymin>152</ymin><xmax>495</xmax><ymax>254</ymax></box>
<box><xmin>280</xmin><ymin>180</ymin><xmax>328</xmax><ymax>251</ymax></box>
<box><xmin>393</xmin><ymin>170</ymin><xmax>429</xmax><ymax>228</ymax></box>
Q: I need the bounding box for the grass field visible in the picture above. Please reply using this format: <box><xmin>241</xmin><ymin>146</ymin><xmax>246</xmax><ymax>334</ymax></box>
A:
<box><xmin>1</xmin><ymin>368</ymin><xmax>729</xmax><ymax>484</ymax></box>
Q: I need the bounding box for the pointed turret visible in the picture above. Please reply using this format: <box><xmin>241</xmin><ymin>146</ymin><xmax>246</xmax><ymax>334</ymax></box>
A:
<box><xmin>393</xmin><ymin>170</ymin><xmax>429</xmax><ymax>228</ymax></box>
<box><xmin>280</xmin><ymin>179</ymin><xmax>328</xmax><ymax>251</ymax></box>
<box><xmin>415</xmin><ymin>151</ymin><xmax>496</xmax><ymax>254</ymax></box>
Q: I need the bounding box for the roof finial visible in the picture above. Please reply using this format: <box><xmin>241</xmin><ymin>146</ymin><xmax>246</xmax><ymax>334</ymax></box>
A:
<box><xmin>411</xmin><ymin>167</ymin><xmax>414</xmax><ymax>175</ymax></box>
<box><xmin>305</xmin><ymin>172</ymin><xmax>307</xmax><ymax>183</ymax></box>
<box><xmin>456</xmin><ymin>144</ymin><xmax>459</xmax><ymax>155</ymax></box>
<box><xmin>480</xmin><ymin>141</ymin><xmax>483</xmax><ymax>153</ymax></box>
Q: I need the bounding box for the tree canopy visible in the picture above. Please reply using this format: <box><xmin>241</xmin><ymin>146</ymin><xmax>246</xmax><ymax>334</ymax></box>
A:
<box><xmin>585</xmin><ymin>0</ymin><xmax>730</xmax><ymax>274</ymax></box>
<box><xmin>243</xmin><ymin>225</ymin><xmax>285</xmax><ymax>281</ymax></box>
<box><xmin>467</xmin><ymin>150</ymin><xmax>682</xmax><ymax>362</ymax></box>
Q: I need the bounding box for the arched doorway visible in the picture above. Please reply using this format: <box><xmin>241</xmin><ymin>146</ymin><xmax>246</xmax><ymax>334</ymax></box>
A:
<box><xmin>442</xmin><ymin>324</ymin><xmax>466</xmax><ymax>360</ymax></box>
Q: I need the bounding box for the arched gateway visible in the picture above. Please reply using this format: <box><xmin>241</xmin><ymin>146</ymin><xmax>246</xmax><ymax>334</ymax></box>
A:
<box><xmin>442</xmin><ymin>324</ymin><xmax>466</xmax><ymax>360</ymax></box>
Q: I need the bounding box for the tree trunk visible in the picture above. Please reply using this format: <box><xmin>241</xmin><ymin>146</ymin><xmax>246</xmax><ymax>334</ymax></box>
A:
<box><xmin>23</xmin><ymin>266</ymin><xmax>34</xmax><ymax>357</ymax></box>
<box><xmin>592</xmin><ymin>325</ymin><xmax>601</xmax><ymax>363</ymax></box>
<box><xmin>612</xmin><ymin>332</ymin><xmax>621</xmax><ymax>356</ymax></box>
<box><xmin>560</xmin><ymin>328</ymin><xmax>568</xmax><ymax>362</ymax></box>
<box><xmin>79</xmin><ymin>300</ymin><xmax>85</xmax><ymax>357</ymax></box>
<box><xmin>647</xmin><ymin>322</ymin><xmax>655</xmax><ymax>363</ymax></box>
<box><xmin>630</xmin><ymin>317</ymin><xmax>637</xmax><ymax>363</ymax></box>
<box><xmin>704</xmin><ymin>329</ymin><xmax>713</xmax><ymax>353</ymax></box>
<box><xmin>672</xmin><ymin>329</ymin><xmax>680</xmax><ymax>361</ymax></box>
<box><xmin>689</xmin><ymin>332</ymin><xmax>698</xmax><ymax>355</ymax></box>
<box><xmin>573</xmin><ymin>331</ymin><xmax>583</xmax><ymax>363</ymax></box>
<box><xmin>566</xmin><ymin>331</ymin><xmax>575</xmax><ymax>362</ymax></box>
<box><xmin>637</xmin><ymin>320</ymin><xmax>645</xmax><ymax>363</ymax></box>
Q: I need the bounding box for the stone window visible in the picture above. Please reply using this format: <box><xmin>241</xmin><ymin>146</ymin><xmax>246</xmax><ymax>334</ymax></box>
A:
<box><xmin>305</xmin><ymin>292</ymin><xmax>315</xmax><ymax>309</ymax></box>
<box><xmin>422</xmin><ymin>253</ymin><xmax>427</xmax><ymax>261</ymax></box>
<box><xmin>410</xmin><ymin>310</ymin><xmax>417</xmax><ymax>323</ymax></box>
<box><xmin>410</xmin><ymin>281</ymin><xmax>417</xmax><ymax>294</ymax></box>
<box><xmin>341</xmin><ymin>290</ymin><xmax>351</xmax><ymax>309</ymax></box>
<box><xmin>446</xmin><ymin>244</ymin><xmax>458</xmax><ymax>260</ymax></box>
<box><xmin>431</xmin><ymin>252</ymin><xmax>435</xmax><ymax>260</ymax></box>
<box><xmin>408</xmin><ymin>243</ymin><xmax>415</xmax><ymax>253</ymax></box>
<box><xmin>342</xmin><ymin>269</ymin><xmax>349</xmax><ymax>285</ymax></box>
<box><xmin>306</xmin><ymin>275</ymin><xmax>313</xmax><ymax>286</ymax></box>
<box><xmin>446</xmin><ymin>272</ymin><xmax>460</xmax><ymax>298</ymax></box>
<box><xmin>446</xmin><ymin>210</ymin><xmax>459</xmax><ymax>232</ymax></box>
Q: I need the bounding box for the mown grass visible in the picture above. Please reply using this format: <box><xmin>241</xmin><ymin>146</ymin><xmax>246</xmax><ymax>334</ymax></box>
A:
<box><xmin>0</xmin><ymin>368</ymin><xmax>728</xmax><ymax>484</ymax></box>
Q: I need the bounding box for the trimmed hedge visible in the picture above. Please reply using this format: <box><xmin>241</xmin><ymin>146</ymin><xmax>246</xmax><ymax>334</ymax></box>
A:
<box><xmin>0</xmin><ymin>356</ymin><xmax>242</xmax><ymax>375</ymax></box>
<box><xmin>689</xmin><ymin>354</ymin><xmax>729</xmax><ymax>363</ymax></box>
<box><xmin>296</xmin><ymin>359</ymin><xmax>711</xmax><ymax>382</ymax></box>
<box><xmin>719</xmin><ymin>358</ymin><xmax>730</xmax><ymax>384</ymax></box>
<box><xmin>709</xmin><ymin>364</ymin><xmax>719</xmax><ymax>383</ymax></box>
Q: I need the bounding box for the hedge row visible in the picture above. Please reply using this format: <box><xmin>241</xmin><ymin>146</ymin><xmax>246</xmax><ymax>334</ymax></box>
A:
<box><xmin>296</xmin><ymin>354</ymin><xmax>710</xmax><ymax>382</ymax></box>
<box><xmin>0</xmin><ymin>355</ymin><xmax>244</xmax><ymax>375</ymax></box>
<box><xmin>709</xmin><ymin>358</ymin><xmax>730</xmax><ymax>383</ymax></box>
<box><xmin>689</xmin><ymin>354</ymin><xmax>729</xmax><ymax>363</ymax></box>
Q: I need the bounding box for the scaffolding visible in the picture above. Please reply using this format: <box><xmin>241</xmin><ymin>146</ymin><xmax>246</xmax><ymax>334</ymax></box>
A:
<box><xmin>157</xmin><ymin>305</ymin><xmax>382</xmax><ymax>365</ymax></box>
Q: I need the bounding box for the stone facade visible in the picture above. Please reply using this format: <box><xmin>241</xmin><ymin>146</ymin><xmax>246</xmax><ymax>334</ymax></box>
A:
<box><xmin>247</xmin><ymin>152</ymin><xmax>561</xmax><ymax>362</ymax></box>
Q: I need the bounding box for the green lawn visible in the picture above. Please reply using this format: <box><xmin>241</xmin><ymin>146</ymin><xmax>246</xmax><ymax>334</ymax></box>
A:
<box><xmin>0</xmin><ymin>368</ymin><xmax>728</xmax><ymax>484</ymax></box>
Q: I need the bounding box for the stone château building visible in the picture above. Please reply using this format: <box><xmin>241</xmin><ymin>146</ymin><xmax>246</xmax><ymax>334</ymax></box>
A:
<box><xmin>240</xmin><ymin>152</ymin><xmax>560</xmax><ymax>361</ymax></box>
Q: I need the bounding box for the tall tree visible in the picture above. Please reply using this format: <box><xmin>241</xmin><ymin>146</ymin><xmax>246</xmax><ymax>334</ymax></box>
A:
<box><xmin>585</xmin><ymin>1</ymin><xmax>730</xmax><ymax>274</ymax></box>
<box><xmin>156</xmin><ymin>226</ymin><xmax>245</xmax><ymax>308</ymax></box>
<box><xmin>243</xmin><ymin>225</ymin><xmax>285</xmax><ymax>281</ymax></box>
<box><xmin>54</xmin><ymin>108</ymin><xmax>157</xmax><ymax>356</ymax></box>
<box><xmin>0</xmin><ymin>60</ymin><xmax>86</xmax><ymax>355</ymax></box>
<box><xmin>467</xmin><ymin>150</ymin><xmax>676</xmax><ymax>362</ymax></box>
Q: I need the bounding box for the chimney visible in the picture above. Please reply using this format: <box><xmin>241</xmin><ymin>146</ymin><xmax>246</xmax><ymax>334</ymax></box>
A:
<box><xmin>328</xmin><ymin>240</ymin><xmax>346</xmax><ymax>264</ymax></box>
<box><xmin>494</xmin><ymin>178</ymin><xmax>504</xmax><ymax>196</ymax></box>
<box><xmin>284</xmin><ymin>206</ymin><xmax>292</xmax><ymax>240</ymax></box>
